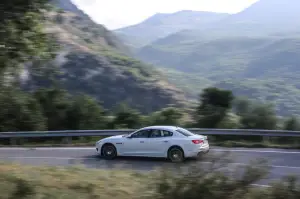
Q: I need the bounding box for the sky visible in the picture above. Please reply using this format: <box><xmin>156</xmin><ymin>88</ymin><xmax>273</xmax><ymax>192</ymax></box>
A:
<box><xmin>71</xmin><ymin>0</ymin><xmax>259</xmax><ymax>30</ymax></box>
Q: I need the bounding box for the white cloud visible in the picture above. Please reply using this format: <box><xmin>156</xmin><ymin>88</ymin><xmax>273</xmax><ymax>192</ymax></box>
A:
<box><xmin>71</xmin><ymin>0</ymin><xmax>258</xmax><ymax>29</ymax></box>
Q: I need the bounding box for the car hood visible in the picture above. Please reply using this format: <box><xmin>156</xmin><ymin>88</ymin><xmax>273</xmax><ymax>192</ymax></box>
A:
<box><xmin>105</xmin><ymin>134</ymin><xmax>128</xmax><ymax>140</ymax></box>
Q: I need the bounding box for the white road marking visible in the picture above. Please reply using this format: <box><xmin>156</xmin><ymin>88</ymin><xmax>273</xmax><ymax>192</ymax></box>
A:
<box><xmin>251</xmin><ymin>184</ymin><xmax>271</xmax><ymax>188</ymax></box>
<box><xmin>212</xmin><ymin>149</ymin><xmax>300</xmax><ymax>154</ymax></box>
<box><xmin>0</xmin><ymin>147</ymin><xmax>300</xmax><ymax>154</ymax></box>
<box><xmin>0</xmin><ymin>147</ymin><xmax>94</xmax><ymax>150</ymax></box>
<box><xmin>0</xmin><ymin>156</ymin><xmax>95</xmax><ymax>160</ymax></box>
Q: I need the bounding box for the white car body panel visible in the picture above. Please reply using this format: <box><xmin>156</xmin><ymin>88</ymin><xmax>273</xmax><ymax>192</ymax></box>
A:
<box><xmin>95</xmin><ymin>126</ymin><xmax>209</xmax><ymax>158</ymax></box>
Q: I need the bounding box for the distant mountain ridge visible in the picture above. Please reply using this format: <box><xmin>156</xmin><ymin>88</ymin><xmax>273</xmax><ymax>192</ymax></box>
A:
<box><xmin>116</xmin><ymin>0</ymin><xmax>300</xmax><ymax>116</ymax></box>
<box><xmin>114</xmin><ymin>10</ymin><xmax>229</xmax><ymax>49</ymax></box>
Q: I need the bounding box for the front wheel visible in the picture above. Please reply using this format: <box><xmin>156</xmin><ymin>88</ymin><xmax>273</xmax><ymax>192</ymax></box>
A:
<box><xmin>168</xmin><ymin>147</ymin><xmax>185</xmax><ymax>163</ymax></box>
<box><xmin>101</xmin><ymin>144</ymin><xmax>117</xmax><ymax>160</ymax></box>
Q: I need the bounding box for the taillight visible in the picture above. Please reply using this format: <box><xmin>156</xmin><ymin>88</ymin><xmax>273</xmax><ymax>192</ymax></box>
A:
<box><xmin>192</xmin><ymin>140</ymin><xmax>204</xmax><ymax>144</ymax></box>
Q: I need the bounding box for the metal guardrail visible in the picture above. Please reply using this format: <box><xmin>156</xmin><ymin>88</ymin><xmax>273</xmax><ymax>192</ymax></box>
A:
<box><xmin>1</xmin><ymin>128</ymin><xmax>300</xmax><ymax>138</ymax></box>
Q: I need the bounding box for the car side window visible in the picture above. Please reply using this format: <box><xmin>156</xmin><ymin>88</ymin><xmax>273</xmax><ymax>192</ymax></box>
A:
<box><xmin>130</xmin><ymin>129</ymin><xmax>151</xmax><ymax>138</ymax></box>
<box><xmin>161</xmin><ymin>130</ymin><xmax>173</xmax><ymax>137</ymax></box>
<box><xmin>149</xmin><ymin>129</ymin><xmax>173</xmax><ymax>138</ymax></box>
<box><xmin>149</xmin><ymin>129</ymin><xmax>162</xmax><ymax>138</ymax></box>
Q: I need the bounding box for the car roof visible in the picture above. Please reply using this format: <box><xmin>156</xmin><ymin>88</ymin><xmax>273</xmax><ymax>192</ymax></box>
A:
<box><xmin>140</xmin><ymin>125</ymin><xmax>180</xmax><ymax>131</ymax></box>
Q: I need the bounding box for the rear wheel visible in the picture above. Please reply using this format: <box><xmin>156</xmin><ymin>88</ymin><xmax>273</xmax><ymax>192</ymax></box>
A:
<box><xmin>168</xmin><ymin>147</ymin><xmax>184</xmax><ymax>163</ymax></box>
<box><xmin>101</xmin><ymin>144</ymin><xmax>117</xmax><ymax>160</ymax></box>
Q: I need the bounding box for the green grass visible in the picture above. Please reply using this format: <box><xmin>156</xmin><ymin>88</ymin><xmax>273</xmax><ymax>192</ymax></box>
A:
<box><xmin>0</xmin><ymin>153</ymin><xmax>299</xmax><ymax>199</ymax></box>
<box><xmin>0</xmin><ymin>162</ymin><xmax>149</xmax><ymax>199</ymax></box>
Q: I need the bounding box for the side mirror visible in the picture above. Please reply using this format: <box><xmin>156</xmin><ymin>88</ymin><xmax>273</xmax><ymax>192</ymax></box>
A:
<box><xmin>126</xmin><ymin>135</ymin><xmax>132</xmax><ymax>139</ymax></box>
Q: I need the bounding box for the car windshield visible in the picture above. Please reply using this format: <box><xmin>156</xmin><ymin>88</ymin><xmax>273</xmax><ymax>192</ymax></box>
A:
<box><xmin>175</xmin><ymin>127</ymin><xmax>195</xmax><ymax>137</ymax></box>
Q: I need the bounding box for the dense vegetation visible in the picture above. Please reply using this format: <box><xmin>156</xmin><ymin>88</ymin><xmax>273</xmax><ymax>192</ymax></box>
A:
<box><xmin>116</xmin><ymin>0</ymin><xmax>300</xmax><ymax>116</ymax></box>
<box><xmin>2</xmin><ymin>0</ymin><xmax>186</xmax><ymax>114</ymax></box>
<box><xmin>1</xmin><ymin>85</ymin><xmax>300</xmax><ymax>132</ymax></box>
<box><xmin>0</xmin><ymin>153</ymin><xmax>299</xmax><ymax>199</ymax></box>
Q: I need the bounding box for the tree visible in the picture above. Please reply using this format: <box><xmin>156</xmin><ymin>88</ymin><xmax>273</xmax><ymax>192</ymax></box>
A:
<box><xmin>148</xmin><ymin>107</ymin><xmax>183</xmax><ymax>126</ymax></box>
<box><xmin>240</xmin><ymin>103</ymin><xmax>277</xmax><ymax>130</ymax></box>
<box><xmin>0</xmin><ymin>87</ymin><xmax>46</xmax><ymax>131</ymax></box>
<box><xmin>111</xmin><ymin>103</ymin><xmax>143</xmax><ymax>129</ymax></box>
<box><xmin>196</xmin><ymin>87</ymin><xmax>234</xmax><ymax>128</ymax></box>
<box><xmin>233</xmin><ymin>97</ymin><xmax>251</xmax><ymax>116</ymax></box>
<box><xmin>33</xmin><ymin>87</ymin><xmax>71</xmax><ymax>130</ymax></box>
<box><xmin>216</xmin><ymin>112</ymin><xmax>241</xmax><ymax>129</ymax></box>
<box><xmin>66</xmin><ymin>95</ymin><xmax>108</xmax><ymax>130</ymax></box>
<box><xmin>1</xmin><ymin>0</ymin><xmax>57</xmax><ymax>77</ymax></box>
<box><xmin>284</xmin><ymin>116</ymin><xmax>300</xmax><ymax>131</ymax></box>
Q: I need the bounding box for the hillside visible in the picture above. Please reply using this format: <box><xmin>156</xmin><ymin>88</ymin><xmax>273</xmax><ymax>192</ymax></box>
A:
<box><xmin>114</xmin><ymin>10</ymin><xmax>229</xmax><ymax>49</ymax></box>
<box><xmin>22</xmin><ymin>0</ymin><xmax>186</xmax><ymax>114</ymax></box>
<box><xmin>132</xmin><ymin>0</ymin><xmax>300</xmax><ymax>116</ymax></box>
<box><xmin>137</xmin><ymin>36</ymin><xmax>300</xmax><ymax>116</ymax></box>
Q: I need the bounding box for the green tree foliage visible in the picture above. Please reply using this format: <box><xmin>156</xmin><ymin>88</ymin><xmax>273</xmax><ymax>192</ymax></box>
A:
<box><xmin>216</xmin><ymin>112</ymin><xmax>241</xmax><ymax>129</ymax></box>
<box><xmin>1</xmin><ymin>0</ymin><xmax>57</xmax><ymax>75</ymax></box>
<box><xmin>33</xmin><ymin>88</ymin><xmax>71</xmax><ymax>130</ymax></box>
<box><xmin>0</xmin><ymin>86</ymin><xmax>46</xmax><ymax>131</ymax></box>
<box><xmin>240</xmin><ymin>103</ymin><xmax>278</xmax><ymax>130</ymax></box>
<box><xmin>66</xmin><ymin>95</ymin><xmax>107</xmax><ymax>130</ymax></box>
<box><xmin>284</xmin><ymin>116</ymin><xmax>300</xmax><ymax>131</ymax></box>
<box><xmin>196</xmin><ymin>87</ymin><xmax>234</xmax><ymax>128</ymax></box>
<box><xmin>148</xmin><ymin>107</ymin><xmax>183</xmax><ymax>126</ymax></box>
<box><xmin>233</xmin><ymin>97</ymin><xmax>251</xmax><ymax>117</ymax></box>
<box><xmin>111</xmin><ymin>103</ymin><xmax>143</xmax><ymax>129</ymax></box>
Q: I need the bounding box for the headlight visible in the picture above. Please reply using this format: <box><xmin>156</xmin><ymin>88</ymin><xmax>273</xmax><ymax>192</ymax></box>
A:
<box><xmin>96</xmin><ymin>140</ymin><xmax>102</xmax><ymax>144</ymax></box>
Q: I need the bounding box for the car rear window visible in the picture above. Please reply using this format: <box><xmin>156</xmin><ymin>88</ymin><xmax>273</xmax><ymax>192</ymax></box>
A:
<box><xmin>175</xmin><ymin>128</ymin><xmax>195</xmax><ymax>137</ymax></box>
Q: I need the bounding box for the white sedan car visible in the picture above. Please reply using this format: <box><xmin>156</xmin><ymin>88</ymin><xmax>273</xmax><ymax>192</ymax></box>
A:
<box><xmin>95</xmin><ymin>125</ymin><xmax>209</xmax><ymax>162</ymax></box>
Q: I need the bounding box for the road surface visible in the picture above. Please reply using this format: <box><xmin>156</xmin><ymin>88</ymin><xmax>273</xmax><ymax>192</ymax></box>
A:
<box><xmin>0</xmin><ymin>147</ymin><xmax>299</xmax><ymax>186</ymax></box>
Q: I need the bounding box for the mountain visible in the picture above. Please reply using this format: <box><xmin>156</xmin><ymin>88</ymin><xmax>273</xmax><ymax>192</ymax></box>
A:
<box><xmin>22</xmin><ymin>0</ymin><xmax>186</xmax><ymax>114</ymax></box>
<box><xmin>201</xmin><ymin>0</ymin><xmax>300</xmax><ymax>37</ymax></box>
<box><xmin>132</xmin><ymin>0</ymin><xmax>300</xmax><ymax>116</ymax></box>
<box><xmin>114</xmin><ymin>10</ymin><xmax>229</xmax><ymax>49</ymax></box>
<box><xmin>51</xmin><ymin>0</ymin><xmax>88</xmax><ymax>18</ymax></box>
<box><xmin>141</xmin><ymin>0</ymin><xmax>300</xmax><ymax>45</ymax></box>
<box><xmin>225</xmin><ymin>0</ymin><xmax>300</xmax><ymax>27</ymax></box>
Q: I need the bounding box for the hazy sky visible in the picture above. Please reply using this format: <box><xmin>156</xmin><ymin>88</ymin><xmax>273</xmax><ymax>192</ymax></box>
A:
<box><xmin>72</xmin><ymin>0</ymin><xmax>259</xmax><ymax>30</ymax></box>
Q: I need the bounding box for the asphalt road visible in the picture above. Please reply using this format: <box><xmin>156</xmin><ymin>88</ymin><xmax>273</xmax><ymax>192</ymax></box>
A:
<box><xmin>0</xmin><ymin>147</ymin><xmax>299</xmax><ymax>186</ymax></box>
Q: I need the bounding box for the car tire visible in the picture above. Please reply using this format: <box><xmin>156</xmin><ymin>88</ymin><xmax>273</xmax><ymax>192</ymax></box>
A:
<box><xmin>168</xmin><ymin>146</ymin><xmax>185</xmax><ymax>163</ymax></box>
<box><xmin>101</xmin><ymin>144</ymin><xmax>117</xmax><ymax>160</ymax></box>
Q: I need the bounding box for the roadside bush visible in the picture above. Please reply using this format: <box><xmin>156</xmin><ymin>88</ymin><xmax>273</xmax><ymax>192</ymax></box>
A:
<box><xmin>0</xmin><ymin>152</ymin><xmax>299</xmax><ymax>199</ymax></box>
<box><xmin>147</xmin><ymin>152</ymin><xmax>299</xmax><ymax>199</ymax></box>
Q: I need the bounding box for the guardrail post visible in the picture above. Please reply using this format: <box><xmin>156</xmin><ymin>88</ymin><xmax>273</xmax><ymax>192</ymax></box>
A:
<box><xmin>9</xmin><ymin>138</ymin><xmax>17</xmax><ymax>145</ymax></box>
<box><xmin>263</xmin><ymin>136</ymin><xmax>270</xmax><ymax>144</ymax></box>
<box><xmin>62</xmin><ymin>137</ymin><xmax>72</xmax><ymax>144</ymax></box>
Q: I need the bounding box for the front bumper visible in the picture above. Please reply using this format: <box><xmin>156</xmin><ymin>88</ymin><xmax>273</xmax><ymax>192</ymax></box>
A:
<box><xmin>95</xmin><ymin>142</ymin><xmax>103</xmax><ymax>155</ymax></box>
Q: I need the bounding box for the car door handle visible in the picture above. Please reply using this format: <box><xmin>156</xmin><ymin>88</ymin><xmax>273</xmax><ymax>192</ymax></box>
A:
<box><xmin>163</xmin><ymin>140</ymin><xmax>168</xmax><ymax>143</ymax></box>
<box><xmin>140</xmin><ymin>141</ymin><xmax>144</xmax><ymax>143</ymax></box>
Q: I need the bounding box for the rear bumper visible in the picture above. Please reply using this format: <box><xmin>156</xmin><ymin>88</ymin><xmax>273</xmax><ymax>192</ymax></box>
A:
<box><xmin>185</xmin><ymin>144</ymin><xmax>210</xmax><ymax>158</ymax></box>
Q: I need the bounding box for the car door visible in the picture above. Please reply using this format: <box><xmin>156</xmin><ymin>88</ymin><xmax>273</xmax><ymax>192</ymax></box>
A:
<box><xmin>122</xmin><ymin>129</ymin><xmax>152</xmax><ymax>156</ymax></box>
<box><xmin>147</xmin><ymin>129</ymin><xmax>173</xmax><ymax>157</ymax></box>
